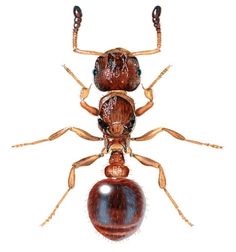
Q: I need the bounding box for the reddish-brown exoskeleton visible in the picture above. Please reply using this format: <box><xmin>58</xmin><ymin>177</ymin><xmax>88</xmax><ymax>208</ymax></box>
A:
<box><xmin>13</xmin><ymin>6</ymin><xmax>222</xmax><ymax>240</ymax></box>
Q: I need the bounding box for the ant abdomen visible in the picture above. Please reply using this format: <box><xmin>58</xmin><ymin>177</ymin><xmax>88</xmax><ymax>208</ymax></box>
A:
<box><xmin>87</xmin><ymin>178</ymin><xmax>145</xmax><ymax>240</ymax></box>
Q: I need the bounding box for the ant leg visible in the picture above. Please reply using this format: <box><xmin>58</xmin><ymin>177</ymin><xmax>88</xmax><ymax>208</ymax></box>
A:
<box><xmin>63</xmin><ymin>65</ymin><xmax>99</xmax><ymax>116</ymax></box>
<box><xmin>12</xmin><ymin>127</ymin><xmax>103</xmax><ymax>148</ymax></box>
<box><xmin>63</xmin><ymin>64</ymin><xmax>87</xmax><ymax>90</ymax></box>
<box><xmin>135</xmin><ymin>101</ymin><xmax>153</xmax><ymax>117</ymax></box>
<box><xmin>132</xmin><ymin>6</ymin><xmax>162</xmax><ymax>56</ymax></box>
<box><xmin>80</xmin><ymin>100</ymin><xmax>99</xmax><ymax>116</ymax></box>
<box><xmin>41</xmin><ymin>149</ymin><xmax>106</xmax><ymax>226</ymax></box>
<box><xmin>146</xmin><ymin>65</ymin><xmax>171</xmax><ymax>90</ymax></box>
<box><xmin>73</xmin><ymin>6</ymin><xmax>102</xmax><ymax>56</ymax></box>
<box><xmin>131</xmin><ymin>127</ymin><xmax>223</xmax><ymax>149</ymax></box>
<box><xmin>135</xmin><ymin>65</ymin><xmax>171</xmax><ymax>116</ymax></box>
<box><xmin>128</xmin><ymin>149</ymin><xmax>193</xmax><ymax>226</ymax></box>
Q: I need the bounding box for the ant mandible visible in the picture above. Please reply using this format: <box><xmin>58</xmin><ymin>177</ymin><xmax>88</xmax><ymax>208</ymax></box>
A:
<box><xmin>13</xmin><ymin>6</ymin><xmax>222</xmax><ymax>240</ymax></box>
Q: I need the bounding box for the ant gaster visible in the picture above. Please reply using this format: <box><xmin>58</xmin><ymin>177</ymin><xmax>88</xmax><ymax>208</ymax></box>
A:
<box><xmin>13</xmin><ymin>5</ymin><xmax>222</xmax><ymax>240</ymax></box>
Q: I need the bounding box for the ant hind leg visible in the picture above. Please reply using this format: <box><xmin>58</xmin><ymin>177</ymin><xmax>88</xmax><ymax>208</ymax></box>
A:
<box><xmin>128</xmin><ymin>150</ymin><xmax>193</xmax><ymax>226</ymax></box>
<box><xmin>41</xmin><ymin>151</ymin><xmax>105</xmax><ymax>226</ymax></box>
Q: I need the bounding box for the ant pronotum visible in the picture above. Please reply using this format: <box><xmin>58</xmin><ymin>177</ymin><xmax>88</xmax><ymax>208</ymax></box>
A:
<box><xmin>12</xmin><ymin>5</ymin><xmax>222</xmax><ymax>240</ymax></box>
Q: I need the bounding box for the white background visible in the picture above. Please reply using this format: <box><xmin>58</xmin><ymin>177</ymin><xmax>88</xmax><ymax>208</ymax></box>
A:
<box><xmin>0</xmin><ymin>0</ymin><xmax>235</xmax><ymax>251</ymax></box>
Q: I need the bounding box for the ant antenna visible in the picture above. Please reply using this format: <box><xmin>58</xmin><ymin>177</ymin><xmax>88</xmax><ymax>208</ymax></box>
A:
<box><xmin>73</xmin><ymin>6</ymin><xmax>103</xmax><ymax>56</ymax></box>
<box><xmin>132</xmin><ymin>6</ymin><xmax>162</xmax><ymax>56</ymax></box>
<box><xmin>72</xmin><ymin>6</ymin><xmax>161</xmax><ymax>57</ymax></box>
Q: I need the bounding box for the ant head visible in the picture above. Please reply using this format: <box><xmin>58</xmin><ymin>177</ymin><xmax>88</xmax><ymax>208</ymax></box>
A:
<box><xmin>93</xmin><ymin>48</ymin><xmax>141</xmax><ymax>92</ymax></box>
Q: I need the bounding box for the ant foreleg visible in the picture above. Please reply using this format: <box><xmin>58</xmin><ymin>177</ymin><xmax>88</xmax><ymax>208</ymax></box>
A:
<box><xmin>63</xmin><ymin>65</ymin><xmax>99</xmax><ymax>116</ymax></box>
<box><xmin>41</xmin><ymin>150</ymin><xmax>106</xmax><ymax>226</ymax></box>
<box><xmin>63</xmin><ymin>64</ymin><xmax>87</xmax><ymax>90</ymax></box>
<box><xmin>135</xmin><ymin>65</ymin><xmax>171</xmax><ymax>116</ymax></box>
<box><xmin>12</xmin><ymin>127</ymin><xmax>103</xmax><ymax>148</ymax></box>
<box><xmin>131</xmin><ymin>127</ymin><xmax>223</xmax><ymax>149</ymax></box>
<box><xmin>146</xmin><ymin>65</ymin><xmax>171</xmax><ymax>90</ymax></box>
<box><xmin>127</xmin><ymin>150</ymin><xmax>193</xmax><ymax>226</ymax></box>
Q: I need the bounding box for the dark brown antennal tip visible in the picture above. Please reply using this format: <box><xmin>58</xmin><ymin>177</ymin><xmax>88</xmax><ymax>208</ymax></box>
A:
<box><xmin>152</xmin><ymin>6</ymin><xmax>161</xmax><ymax>30</ymax></box>
<box><xmin>73</xmin><ymin>6</ymin><xmax>82</xmax><ymax>32</ymax></box>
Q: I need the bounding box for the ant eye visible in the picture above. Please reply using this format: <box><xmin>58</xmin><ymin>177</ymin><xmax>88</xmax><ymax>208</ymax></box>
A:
<box><xmin>126</xmin><ymin>118</ymin><xmax>136</xmax><ymax>132</ymax></box>
<box><xmin>98</xmin><ymin>118</ymin><xmax>108</xmax><ymax>130</ymax></box>
<box><xmin>137</xmin><ymin>68</ymin><xmax>142</xmax><ymax>76</ymax></box>
<box><xmin>108</xmin><ymin>58</ymin><xmax>113</xmax><ymax>65</ymax></box>
<box><xmin>93</xmin><ymin>68</ymin><xmax>98</xmax><ymax>76</ymax></box>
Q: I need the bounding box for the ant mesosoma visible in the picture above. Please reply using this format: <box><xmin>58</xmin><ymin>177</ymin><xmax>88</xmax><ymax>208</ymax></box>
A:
<box><xmin>13</xmin><ymin>6</ymin><xmax>222</xmax><ymax>240</ymax></box>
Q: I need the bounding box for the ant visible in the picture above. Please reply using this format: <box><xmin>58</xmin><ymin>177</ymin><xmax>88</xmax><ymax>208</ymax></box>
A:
<box><xmin>13</xmin><ymin>6</ymin><xmax>222</xmax><ymax>240</ymax></box>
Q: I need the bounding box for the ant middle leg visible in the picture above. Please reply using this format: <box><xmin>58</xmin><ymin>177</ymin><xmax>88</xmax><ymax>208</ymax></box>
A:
<box><xmin>127</xmin><ymin>149</ymin><xmax>193</xmax><ymax>226</ymax></box>
<box><xmin>131</xmin><ymin>127</ymin><xmax>223</xmax><ymax>149</ymax></box>
<box><xmin>41</xmin><ymin>149</ymin><xmax>106</xmax><ymax>226</ymax></box>
<box><xmin>12</xmin><ymin>127</ymin><xmax>103</xmax><ymax>148</ymax></box>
